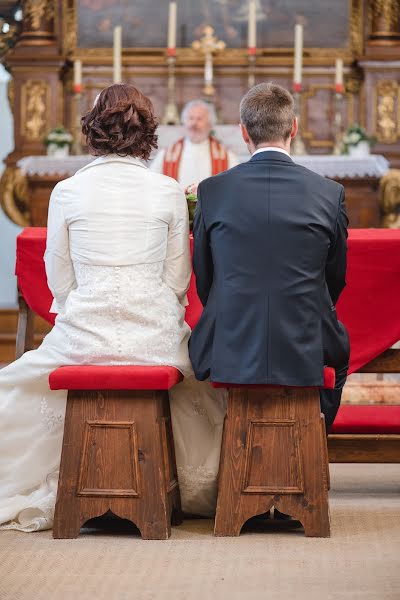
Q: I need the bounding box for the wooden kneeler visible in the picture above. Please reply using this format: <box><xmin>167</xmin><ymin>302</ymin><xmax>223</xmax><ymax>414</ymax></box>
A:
<box><xmin>49</xmin><ymin>366</ymin><xmax>183</xmax><ymax>540</ymax></box>
<box><xmin>213</xmin><ymin>367</ymin><xmax>335</xmax><ymax>538</ymax></box>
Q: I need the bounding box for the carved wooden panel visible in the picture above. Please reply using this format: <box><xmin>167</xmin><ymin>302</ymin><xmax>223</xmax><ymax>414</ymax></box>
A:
<box><xmin>242</xmin><ymin>419</ymin><xmax>304</xmax><ymax>494</ymax></box>
<box><xmin>77</xmin><ymin>420</ymin><xmax>140</xmax><ymax>497</ymax></box>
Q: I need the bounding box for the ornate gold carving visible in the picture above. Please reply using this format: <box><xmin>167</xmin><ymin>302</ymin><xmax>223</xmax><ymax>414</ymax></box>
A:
<box><xmin>62</xmin><ymin>0</ymin><xmax>77</xmax><ymax>56</ymax></box>
<box><xmin>24</xmin><ymin>0</ymin><xmax>55</xmax><ymax>31</ymax></box>
<box><xmin>20</xmin><ymin>80</ymin><xmax>49</xmax><ymax>141</ymax></box>
<box><xmin>0</xmin><ymin>168</ymin><xmax>30</xmax><ymax>227</ymax></box>
<box><xmin>370</xmin><ymin>0</ymin><xmax>400</xmax><ymax>36</ymax></box>
<box><xmin>7</xmin><ymin>79</ymin><xmax>14</xmax><ymax>113</ymax></box>
<box><xmin>375</xmin><ymin>80</ymin><xmax>399</xmax><ymax>144</ymax></box>
<box><xmin>350</xmin><ymin>0</ymin><xmax>364</xmax><ymax>56</ymax></box>
<box><xmin>380</xmin><ymin>169</ymin><xmax>400</xmax><ymax>228</ymax></box>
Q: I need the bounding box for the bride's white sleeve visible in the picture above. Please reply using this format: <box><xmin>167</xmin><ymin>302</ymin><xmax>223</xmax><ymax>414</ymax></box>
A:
<box><xmin>163</xmin><ymin>188</ymin><xmax>192</xmax><ymax>306</ymax></box>
<box><xmin>44</xmin><ymin>184</ymin><xmax>76</xmax><ymax>314</ymax></box>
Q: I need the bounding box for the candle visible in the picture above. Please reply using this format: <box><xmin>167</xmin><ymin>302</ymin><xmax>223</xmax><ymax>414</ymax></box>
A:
<box><xmin>113</xmin><ymin>26</ymin><xmax>122</xmax><ymax>84</ymax></box>
<box><xmin>167</xmin><ymin>2</ymin><xmax>177</xmax><ymax>54</ymax></box>
<box><xmin>293</xmin><ymin>23</ymin><xmax>303</xmax><ymax>91</ymax></box>
<box><xmin>335</xmin><ymin>58</ymin><xmax>344</xmax><ymax>93</ymax></box>
<box><xmin>248</xmin><ymin>0</ymin><xmax>256</xmax><ymax>54</ymax></box>
<box><xmin>73</xmin><ymin>60</ymin><xmax>82</xmax><ymax>93</ymax></box>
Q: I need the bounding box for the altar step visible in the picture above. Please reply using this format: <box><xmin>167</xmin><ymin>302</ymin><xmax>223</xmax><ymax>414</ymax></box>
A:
<box><xmin>0</xmin><ymin>309</ymin><xmax>50</xmax><ymax>362</ymax></box>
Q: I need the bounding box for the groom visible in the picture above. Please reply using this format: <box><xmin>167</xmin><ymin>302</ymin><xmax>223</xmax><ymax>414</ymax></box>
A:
<box><xmin>189</xmin><ymin>82</ymin><xmax>350</xmax><ymax>432</ymax></box>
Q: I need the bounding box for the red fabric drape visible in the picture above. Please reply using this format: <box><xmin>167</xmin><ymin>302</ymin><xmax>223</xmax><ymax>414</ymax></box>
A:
<box><xmin>16</xmin><ymin>228</ymin><xmax>400</xmax><ymax>375</ymax></box>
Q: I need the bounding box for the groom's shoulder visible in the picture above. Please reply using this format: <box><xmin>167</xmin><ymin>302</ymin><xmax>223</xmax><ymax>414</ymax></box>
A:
<box><xmin>199</xmin><ymin>161</ymin><xmax>247</xmax><ymax>191</ymax></box>
<box><xmin>294</xmin><ymin>163</ymin><xmax>343</xmax><ymax>196</ymax></box>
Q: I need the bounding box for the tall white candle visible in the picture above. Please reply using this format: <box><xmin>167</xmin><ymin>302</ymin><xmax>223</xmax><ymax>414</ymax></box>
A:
<box><xmin>335</xmin><ymin>58</ymin><xmax>343</xmax><ymax>87</ymax></box>
<box><xmin>167</xmin><ymin>2</ymin><xmax>177</xmax><ymax>50</ymax></box>
<box><xmin>248</xmin><ymin>0</ymin><xmax>256</xmax><ymax>50</ymax></box>
<box><xmin>293</xmin><ymin>23</ymin><xmax>303</xmax><ymax>86</ymax></box>
<box><xmin>113</xmin><ymin>26</ymin><xmax>122</xmax><ymax>84</ymax></box>
<box><xmin>74</xmin><ymin>60</ymin><xmax>82</xmax><ymax>86</ymax></box>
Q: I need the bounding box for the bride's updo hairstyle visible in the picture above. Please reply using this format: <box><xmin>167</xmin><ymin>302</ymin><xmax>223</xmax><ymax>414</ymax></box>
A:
<box><xmin>81</xmin><ymin>84</ymin><xmax>158</xmax><ymax>160</ymax></box>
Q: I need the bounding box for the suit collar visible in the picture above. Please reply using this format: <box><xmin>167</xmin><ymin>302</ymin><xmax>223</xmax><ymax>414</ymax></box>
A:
<box><xmin>76</xmin><ymin>154</ymin><xmax>147</xmax><ymax>174</ymax></box>
<box><xmin>249</xmin><ymin>150</ymin><xmax>294</xmax><ymax>165</ymax></box>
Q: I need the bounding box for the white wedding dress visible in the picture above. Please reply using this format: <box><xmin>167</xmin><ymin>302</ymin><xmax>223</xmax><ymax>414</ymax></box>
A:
<box><xmin>0</xmin><ymin>155</ymin><xmax>226</xmax><ymax>532</ymax></box>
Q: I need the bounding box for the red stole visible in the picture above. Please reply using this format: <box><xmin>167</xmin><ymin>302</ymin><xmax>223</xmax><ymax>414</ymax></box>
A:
<box><xmin>163</xmin><ymin>136</ymin><xmax>229</xmax><ymax>181</ymax></box>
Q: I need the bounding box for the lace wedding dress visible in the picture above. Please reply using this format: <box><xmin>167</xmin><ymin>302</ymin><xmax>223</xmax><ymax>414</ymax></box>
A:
<box><xmin>0</xmin><ymin>155</ymin><xmax>225</xmax><ymax>532</ymax></box>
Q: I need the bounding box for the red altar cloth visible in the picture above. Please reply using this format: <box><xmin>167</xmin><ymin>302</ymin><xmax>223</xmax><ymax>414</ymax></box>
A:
<box><xmin>15</xmin><ymin>228</ymin><xmax>400</xmax><ymax>375</ymax></box>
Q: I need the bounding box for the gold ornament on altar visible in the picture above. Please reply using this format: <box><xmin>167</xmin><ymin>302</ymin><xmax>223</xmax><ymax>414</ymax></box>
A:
<box><xmin>192</xmin><ymin>26</ymin><xmax>226</xmax><ymax>100</ymax></box>
<box><xmin>24</xmin><ymin>0</ymin><xmax>55</xmax><ymax>30</ymax></box>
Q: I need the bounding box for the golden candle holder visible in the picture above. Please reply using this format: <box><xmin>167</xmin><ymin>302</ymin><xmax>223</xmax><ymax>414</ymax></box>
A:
<box><xmin>192</xmin><ymin>26</ymin><xmax>225</xmax><ymax>103</ymax></box>
<box><xmin>333</xmin><ymin>84</ymin><xmax>345</xmax><ymax>155</ymax></box>
<box><xmin>291</xmin><ymin>84</ymin><xmax>307</xmax><ymax>156</ymax></box>
<box><xmin>247</xmin><ymin>48</ymin><xmax>256</xmax><ymax>89</ymax></box>
<box><xmin>162</xmin><ymin>49</ymin><xmax>180</xmax><ymax>125</ymax></box>
<box><xmin>72</xmin><ymin>84</ymin><xmax>82</xmax><ymax>155</ymax></box>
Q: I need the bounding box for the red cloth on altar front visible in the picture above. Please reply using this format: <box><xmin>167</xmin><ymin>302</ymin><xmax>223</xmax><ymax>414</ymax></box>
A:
<box><xmin>15</xmin><ymin>228</ymin><xmax>400</xmax><ymax>375</ymax></box>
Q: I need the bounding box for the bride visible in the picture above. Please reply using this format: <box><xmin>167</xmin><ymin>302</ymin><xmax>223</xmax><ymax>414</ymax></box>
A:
<box><xmin>0</xmin><ymin>84</ymin><xmax>225</xmax><ymax>532</ymax></box>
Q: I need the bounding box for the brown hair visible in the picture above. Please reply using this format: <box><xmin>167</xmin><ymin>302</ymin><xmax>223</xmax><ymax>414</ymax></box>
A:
<box><xmin>81</xmin><ymin>84</ymin><xmax>158</xmax><ymax>160</ymax></box>
<box><xmin>240</xmin><ymin>82</ymin><xmax>295</xmax><ymax>146</ymax></box>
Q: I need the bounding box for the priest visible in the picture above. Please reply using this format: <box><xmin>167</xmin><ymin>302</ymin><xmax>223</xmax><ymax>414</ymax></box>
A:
<box><xmin>150</xmin><ymin>100</ymin><xmax>239</xmax><ymax>188</ymax></box>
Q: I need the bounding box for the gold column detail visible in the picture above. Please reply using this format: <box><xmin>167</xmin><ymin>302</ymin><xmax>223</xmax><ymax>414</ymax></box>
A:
<box><xmin>369</xmin><ymin>0</ymin><xmax>400</xmax><ymax>43</ymax></box>
<box><xmin>62</xmin><ymin>0</ymin><xmax>77</xmax><ymax>56</ymax></box>
<box><xmin>19</xmin><ymin>0</ymin><xmax>56</xmax><ymax>44</ymax></box>
<box><xmin>374</xmin><ymin>80</ymin><xmax>399</xmax><ymax>144</ymax></box>
<box><xmin>0</xmin><ymin>168</ymin><xmax>30</xmax><ymax>227</ymax></box>
<box><xmin>380</xmin><ymin>170</ymin><xmax>400</xmax><ymax>228</ymax></box>
<box><xmin>21</xmin><ymin>80</ymin><xmax>49</xmax><ymax>141</ymax></box>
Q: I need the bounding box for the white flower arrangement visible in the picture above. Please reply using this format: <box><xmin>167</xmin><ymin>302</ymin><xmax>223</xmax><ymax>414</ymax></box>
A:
<box><xmin>44</xmin><ymin>126</ymin><xmax>73</xmax><ymax>148</ymax></box>
<box><xmin>342</xmin><ymin>124</ymin><xmax>375</xmax><ymax>155</ymax></box>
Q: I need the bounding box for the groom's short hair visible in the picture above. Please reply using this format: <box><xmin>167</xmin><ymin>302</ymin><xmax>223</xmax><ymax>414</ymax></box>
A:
<box><xmin>240</xmin><ymin>83</ymin><xmax>295</xmax><ymax>146</ymax></box>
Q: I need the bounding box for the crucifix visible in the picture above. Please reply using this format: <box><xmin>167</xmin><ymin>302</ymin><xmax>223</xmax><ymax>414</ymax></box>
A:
<box><xmin>192</xmin><ymin>26</ymin><xmax>226</xmax><ymax>102</ymax></box>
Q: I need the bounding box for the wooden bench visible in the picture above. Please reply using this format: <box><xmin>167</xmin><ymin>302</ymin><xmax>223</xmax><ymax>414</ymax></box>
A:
<box><xmin>49</xmin><ymin>365</ymin><xmax>183</xmax><ymax>540</ymax></box>
<box><xmin>328</xmin><ymin>349</ymin><xmax>400</xmax><ymax>463</ymax></box>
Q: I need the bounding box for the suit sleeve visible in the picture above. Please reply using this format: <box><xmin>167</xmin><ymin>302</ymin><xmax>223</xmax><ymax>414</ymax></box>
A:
<box><xmin>192</xmin><ymin>185</ymin><xmax>214</xmax><ymax>306</ymax></box>
<box><xmin>326</xmin><ymin>187</ymin><xmax>349</xmax><ymax>306</ymax></box>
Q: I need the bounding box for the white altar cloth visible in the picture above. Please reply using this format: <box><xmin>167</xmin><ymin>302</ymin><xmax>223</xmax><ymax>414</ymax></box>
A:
<box><xmin>17</xmin><ymin>125</ymin><xmax>389</xmax><ymax>180</ymax></box>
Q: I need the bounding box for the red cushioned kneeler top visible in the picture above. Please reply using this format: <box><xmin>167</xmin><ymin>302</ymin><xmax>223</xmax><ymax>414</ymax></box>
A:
<box><xmin>330</xmin><ymin>405</ymin><xmax>400</xmax><ymax>434</ymax></box>
<box><xmin>212</xmin><ymin>366</ymin><xmax>335</xmax><ymax>390</ymax></box>
<box><xmin>49</xmin><ymin>366</ymin><xmax>183</xmax><ymax>391</ymax></box>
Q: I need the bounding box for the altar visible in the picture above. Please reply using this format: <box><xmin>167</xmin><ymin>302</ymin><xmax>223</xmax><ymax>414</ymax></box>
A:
<box><xmin>16</xmin><ymin>125</ymin><xmax>390</xmax><ymax>228</ymax></box>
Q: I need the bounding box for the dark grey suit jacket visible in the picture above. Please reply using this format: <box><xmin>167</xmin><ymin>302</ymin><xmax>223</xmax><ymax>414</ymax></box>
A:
<box><xmin>189</xmin><ymin>150</ymin><xmax>350</xmax><ymax>386</ymax></box>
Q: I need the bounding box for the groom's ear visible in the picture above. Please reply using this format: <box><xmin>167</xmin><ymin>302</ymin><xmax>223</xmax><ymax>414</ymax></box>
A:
<box><xmin>240</xmin><ymin>123</ymin><xmax>251</xmax><ymax>145</ymax></box>
<box><xmin>290</xmin><ymin>117</ymin><xmax>298</xmax><ymax>140</ymax></box>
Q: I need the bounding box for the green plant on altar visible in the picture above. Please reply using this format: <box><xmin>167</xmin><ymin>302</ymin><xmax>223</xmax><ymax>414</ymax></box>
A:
<box><xmin>185</xmin><ymin>183</ymin><xmax>198</xmax><ymax>230</ymax></box>
<box><xmin>44</xmin><ymin>126</ymin><xmax>73</xmax><ymax>149</ymax></box>
<box><xmin>341</xmin><ymin>124</ymin><xmax>375</xmax><ymax>155</ymax></box>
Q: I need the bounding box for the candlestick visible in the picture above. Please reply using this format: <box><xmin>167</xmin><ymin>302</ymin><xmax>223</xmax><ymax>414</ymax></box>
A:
<box><xmin>73</xmin><ymin>60</ymin><xmax>82</xmax><ymax>94</ymax></box>
<box><xmin>167</xmin><ymin>2</ymin><xmax>177</xmax><ymax>52</ymax></box>
<box><xmin>113</xmin><ymin>26</ymin><xmax>122</xmax><ymax>84</ymax></box>
<box><xmin>291</xmin><ymin>92</ymin><xmax>307</xmax><ymax>155</ymax></box>
<box><xmin>293</xmin><ymin>23</ymin><xmax>303</xmax><ymax>86</ymax></box>
<box><xmin>248</xmin><ymin>0</ymin><xmax>256</xmax><ymax>50</ymax></box>
<box><xmin>162</xmin><ymin>53</ymin><xmax>180</xmax><ymax>124</ymax></box>
<box><xmin>335</xmin><ymin>58</ymin><xmax>344</xmax><ymax>94</ymax></box>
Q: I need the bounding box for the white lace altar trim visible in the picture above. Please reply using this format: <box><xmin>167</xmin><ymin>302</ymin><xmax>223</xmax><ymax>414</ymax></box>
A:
<box><xmin>293</xmin><ymin>154</ymin><xmax>389</xmax><ymax>179</ymax></box>
<box><xmin>17</xmin><ymin>150</ymin><xmax>389</xmax><ymax>180</ymax></box>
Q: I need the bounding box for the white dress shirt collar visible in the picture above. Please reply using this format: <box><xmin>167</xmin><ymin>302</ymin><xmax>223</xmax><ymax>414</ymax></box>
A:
<box><xmin>252</xmin><ymin>146</ymin><xmax>291</xmax><ymax>158</ymax></box>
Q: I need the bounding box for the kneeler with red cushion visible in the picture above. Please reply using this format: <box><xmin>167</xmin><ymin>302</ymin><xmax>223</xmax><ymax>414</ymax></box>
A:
<box><xmin>212</xmin><ymin>367</ymin><xmax>335</xmax><ymax>538</ymax></box>
<box><xmin>49</xmin><ymin>365</ymin><xmax>183</xmax><ymax>540</ymax></box>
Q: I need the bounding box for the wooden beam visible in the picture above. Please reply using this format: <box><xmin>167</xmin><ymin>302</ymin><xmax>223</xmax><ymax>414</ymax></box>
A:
<box><xmin>328</xmin><ymin>434</ymin><xmax>400</xmax><ymax>463</ymax></box>
<box><xmin>358</xmin><ymin>349</ymin><xmax>400</xmax><ymax>373</ymax></box>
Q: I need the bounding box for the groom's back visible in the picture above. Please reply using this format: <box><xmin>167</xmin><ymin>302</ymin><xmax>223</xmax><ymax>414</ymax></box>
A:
<box><xmin>190</xmin><ymin>152</ymin><xmax>346</xmax><ymax>385</ymax></box>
